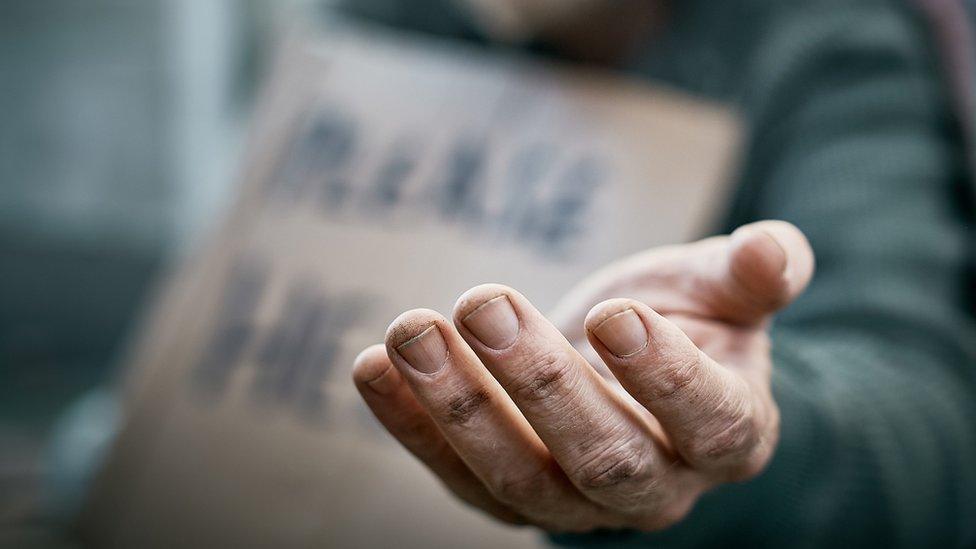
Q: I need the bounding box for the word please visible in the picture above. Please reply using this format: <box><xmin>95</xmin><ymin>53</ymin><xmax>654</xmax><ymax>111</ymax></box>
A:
<box><xmin>266</xmin><ymin>107</ymin><xmax>609</xmax><ymax>256</ymax></box>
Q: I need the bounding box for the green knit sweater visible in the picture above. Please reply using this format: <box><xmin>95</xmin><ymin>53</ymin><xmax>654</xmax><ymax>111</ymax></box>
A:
<box><xmin>339</xmin><ymin>0</ymin><xmax>976</xmax><ymax>546</ymax></box>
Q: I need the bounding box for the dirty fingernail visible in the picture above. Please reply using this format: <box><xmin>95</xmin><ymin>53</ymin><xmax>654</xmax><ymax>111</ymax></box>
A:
<box><xmin>462</xmin><ymin>295</ymin><xmax>519</xmax><ymax>350</ymax></box>
<box><xmin>396</xmin><ymin>325</ymin><xmax>448</xmax><ymax>374</ymax></box>
<box><xmin>592</xmin><ymin>309</ymin><xmax>648</xmax><ymax>358</ymax></box>
<box><xmin>353</xmin><ymin>347</ymin><xmax>401</xmax><ymax>395</ymax></box>
<box><xmin>364</xmin><ymin>366</ymin><xmax>400</xmax><ymax>395</ymax></box>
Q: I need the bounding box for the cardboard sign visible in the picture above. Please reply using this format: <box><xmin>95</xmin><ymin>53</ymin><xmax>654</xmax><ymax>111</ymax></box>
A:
<box><xmin>80</xmin><ymin>25</ymin><xmax>741</xmax><ymax>548</ymax></box>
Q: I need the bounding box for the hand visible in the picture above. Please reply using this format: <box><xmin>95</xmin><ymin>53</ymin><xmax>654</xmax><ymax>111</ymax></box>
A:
<box><xmin>352</xmin><ymin>220</ymin><xmax>814</xmax><ymax>532</ymax></box>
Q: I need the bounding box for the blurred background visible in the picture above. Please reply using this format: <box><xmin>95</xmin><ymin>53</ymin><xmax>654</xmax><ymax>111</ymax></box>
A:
<box><xmin>3</xmin><ymin>1</ymin><xmax>976</xmax><ymax>547</ymax></box>
<box><xmin>0</xmin><ymin>0</ymin><xmax>317</xmax><ymax>543</ymax></box>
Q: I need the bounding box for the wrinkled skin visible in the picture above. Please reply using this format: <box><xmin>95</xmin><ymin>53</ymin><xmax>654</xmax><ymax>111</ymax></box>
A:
<box><xmin>353</xmin><ymin>220</ymin><xmax>814</xmax><ymax>532</ymax></box>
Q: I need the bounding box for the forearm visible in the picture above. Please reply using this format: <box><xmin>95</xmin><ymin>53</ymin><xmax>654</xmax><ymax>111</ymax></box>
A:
<box><xmin>715</xmin><ymin>3</ymin><xmax>976</xmax><ymax>542</ymax></box>
<box><xmin>763</xmin><ymin>329</ymin><xmax>976</xmax><ymax>546</ymax></box>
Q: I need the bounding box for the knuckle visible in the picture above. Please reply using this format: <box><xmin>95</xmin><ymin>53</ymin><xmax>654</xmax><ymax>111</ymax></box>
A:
<box><xmin>728</xmin><ymin>411</ymin><xmax>777</xmax><ymax>481</ymax></box>
<box><xmin>436</xmin><ymin>388</ymin><xmax>491</xmax><ymax>426</ymax></box>
<box><xmin>576</xmin><ymin>443</ymin><xmax>651</xmax><ymax>493</ymax></box>
<box><xmin>507</xmin><ymin>349</ymin><xmax>578</xmax><ymax>404</ymax></box>
<box><xmin>645</xmin><ymin>351</ymin><xmax>700</xmax><ymax>401</ymax></box>
<box><xmin>488</xmin><ymin>470</ymin><xmax>551</xmax><ymax>505</ymax></box>
<box><xmin>688</xmin><ymin>401</ymin><xmax>760</xmax><ymax>467</ymax></box>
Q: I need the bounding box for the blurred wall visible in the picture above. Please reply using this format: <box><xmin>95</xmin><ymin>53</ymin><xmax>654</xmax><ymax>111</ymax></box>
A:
<box><xmin>0</xmin><ymin>0</ymin><xmax>309</xmax><ymax>430</ymax></box>
<box><xmin>0</xmin><ymin>4</ymin><xmax>328</xmax><ymax>541</ymax></box>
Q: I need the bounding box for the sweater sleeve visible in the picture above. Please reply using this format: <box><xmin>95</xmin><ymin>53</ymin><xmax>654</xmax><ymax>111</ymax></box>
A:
<box><xmin>739</xmin><ymin>4</ymin><xmax>976</xmax><ymax>545</ymax></box>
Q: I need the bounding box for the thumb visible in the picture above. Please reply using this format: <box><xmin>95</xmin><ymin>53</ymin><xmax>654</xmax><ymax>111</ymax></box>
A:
<box><xmin>712</xmin><ymin>220</ymin><xmax>815</xmax><ymax>325</ymax></box>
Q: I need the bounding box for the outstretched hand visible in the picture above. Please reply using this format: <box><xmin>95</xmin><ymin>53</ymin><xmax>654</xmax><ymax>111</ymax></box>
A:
<box><xmin>353</xmin><ymin>220</ymin><xmax>814</xmax><ymax>532</ymax></box>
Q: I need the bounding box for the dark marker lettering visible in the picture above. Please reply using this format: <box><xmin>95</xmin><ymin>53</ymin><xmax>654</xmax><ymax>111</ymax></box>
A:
<box><xmin>192</xmin><ymin>259</ymin><xmax>268</xmax><ymax>394</ymax></box>
<box><xmin>371</xmin><ymin>142</ymin><xmax>418</xmax><ymax>209</ymax></box>
<box><xmin>439</xmin><ymin>134</ymin><xmax>486</xmax><ymax>223</ymax></box>
<box><xmin>538</xmin><ymin>155</ymin><xmax>606</xmax><ymax>253</ymax></box>
<box><xmin>270</xmin><ymin>108</ymin><xmax>357</xmax><ymax>206</ymax></box>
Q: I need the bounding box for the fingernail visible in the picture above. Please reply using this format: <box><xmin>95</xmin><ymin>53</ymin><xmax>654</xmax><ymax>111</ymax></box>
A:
<box><xmin>353</xmin><ymin>347</ymin><xmax>401</xmax><ymax>395</ymax></box>
<box><xmin>396</xmin><ymin>325</ymin><xmax>448</xmax><ymax>374</ymax></box>
<box><xmin>759</xmin><ymin>230</ymin><xmax>790</xmax><ymax>273</ymax></box>
<box><xmin>364</xmin><ymin>366</ymin><xmax>399</xmax><ymax>395</ymax></box>
<box><xmin>592</xmin><ymin>309</ymin><xmax>647</xmax><ymax>358</ymax></box>
<box><xmin>462</xmin><ymin>295</ymin><xmax>519</xmax><ymax>350</ymax></box>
